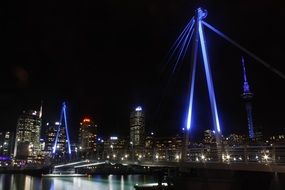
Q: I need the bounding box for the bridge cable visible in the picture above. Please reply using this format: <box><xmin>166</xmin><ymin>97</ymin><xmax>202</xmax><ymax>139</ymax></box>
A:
<box><xmin>202</xmin><ymin>21</ymin><xmax>285</xmax><ymax>80</ymax></box>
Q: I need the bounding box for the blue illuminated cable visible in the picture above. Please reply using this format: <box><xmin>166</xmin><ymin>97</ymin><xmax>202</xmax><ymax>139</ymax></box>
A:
<box><xmin>202</xmin><ymin>21</ymin><xmax>285</xmax><ymax>80</ymax></box>
<box><xmin>198</xmin><ymin>21</ymin><xmax>221</xmax><ymax>133</ymax></box>
<box><xmin>186</xmin><ymin>18</ymin><xmax>199</xmax><ymax>131</ymax></box>
<box><xmin>167</xmin><ymin>18</ymin><xmax>194</xmax><ymax>62</ymax></box>
<box><xmin>53</xmin><ymin>107</ymin><xmax>63</xmax><ymax>154</ymax></box>
<box><xmin>180</xmin><ymin>27</ymin><xmax>195</xmax><ymax>65</ymax></box>
<box><xmin>167</xmin><ymin>20</ymin><xmax>195</xmax><ymax>71</ymax></box>
<box><xmin>172</xmin><ymin>23</ymin><xmax>195</xmax><ymax>74</ymax></box>
<box><xmin>63</xmin><ymin>103</ymin><xmax>71</xmax><ymax>154</ymax></box>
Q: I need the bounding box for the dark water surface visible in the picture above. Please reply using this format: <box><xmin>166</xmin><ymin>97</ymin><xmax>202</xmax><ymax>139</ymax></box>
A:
<box><xmin>0</xmin><ymin>174</ymin><xmax>155</xmax><ymax>190</ymax></box>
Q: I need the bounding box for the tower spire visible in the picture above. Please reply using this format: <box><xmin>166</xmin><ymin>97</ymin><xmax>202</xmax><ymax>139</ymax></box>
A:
<box><xmin>241</xmin><ymin>57</ymin><xmax>255</xmax><ymax>140</ymax></box>
<box><xmin>242</xmin><ymin>56</ymin><xmax>251</xmax><ymax>94</ymax></box>
<box><xmin>39</xmin><ymin>100</ymin><xmax>43</xmax><ymax>119</ymax></box>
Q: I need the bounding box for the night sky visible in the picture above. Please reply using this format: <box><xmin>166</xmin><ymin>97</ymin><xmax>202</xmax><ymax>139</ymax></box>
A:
<box><xmin>1</xmin><ymin>0</ymin><xmax>285</xmax><ymax>141</ymax></box>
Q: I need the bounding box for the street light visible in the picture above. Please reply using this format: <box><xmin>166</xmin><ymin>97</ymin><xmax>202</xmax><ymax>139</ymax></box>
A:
<box><xmin>130</xmin><ymin>141</ymin><xmax>134</xmax><ymax>161</ymax></box>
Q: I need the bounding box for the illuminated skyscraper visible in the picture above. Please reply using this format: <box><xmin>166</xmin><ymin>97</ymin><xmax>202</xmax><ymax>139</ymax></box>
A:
<box><xmin>130</xmin><ymin>106</ymin><xmax>145</xmax><ymax>147</ymax></box>
<box><xmin>241</xmin><ymin>57</ymin><xmax>255</xmax><ymax>140</ymax></box>
<box><xmin>44</xmin><ymin>122</ymin><xmax>60</xmax><ymax>155</ymax></box>
<box><xmin>0</xmin><ymin>131</ymin><xmax>14</xmax><ymax>157</ymax></box>
<box><xmin>14</xmin><ymin>109</ymin><xmax>42</xmax><ymax>159</ymax></box>
<box><xmin>78</xmin><ymin>118</ymin><xmax>97</xmax><ymax>157</ymax></box>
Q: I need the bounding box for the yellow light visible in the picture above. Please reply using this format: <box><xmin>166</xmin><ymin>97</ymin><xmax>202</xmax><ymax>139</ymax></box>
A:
<box><xmin>83</xmin><ymin>118</ymin><xmax>91</xmax><ymax>122</ymax></box>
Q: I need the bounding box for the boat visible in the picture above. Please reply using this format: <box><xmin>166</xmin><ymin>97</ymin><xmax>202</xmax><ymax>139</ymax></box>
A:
<box><xmin>134</xmin><ymin>182</ymin><xmax>174</xmax><ymax>190</ymax></box>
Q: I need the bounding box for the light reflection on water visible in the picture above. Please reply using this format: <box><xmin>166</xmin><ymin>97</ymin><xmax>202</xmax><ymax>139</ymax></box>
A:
<box><xmin>0</xmin><ymin>174</ymin><xmax>155</xmax><ymax>190</ymax></box>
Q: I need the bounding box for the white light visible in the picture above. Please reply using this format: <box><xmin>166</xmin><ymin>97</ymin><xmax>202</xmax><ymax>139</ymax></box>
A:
<box><xmin>135</xmin><ymin>106</ymin><xmax>142</xmax><ymax>111</ymax></box>
<box><xmin>113</xmin><ymin>154</ymin><xmax>116</xmax><ymax>158</ymax></box>
<box><xmin>176</xmin><ymin>155</ymin><xmax>180</xmax><ymax>160</ymax></box>
<box><xmin>110</xmin><ymin>137</ymin><xmax>118</xmax><ymax>140</ymax></box>
<box><xmin>201</xmin><ymin>155</ymin><xmax>205</xmax><ymax>160</ymax></box>
<box><xmin>155</xmin><ymin>154</ymin><xmax>159</xmax><ymax>159</ymax></box>
<box><xmin>263</xmin><ymin>154</ymin><xmax>269</xmax><ymax>160</ymax></box>
<box><xmin>226</xmin><ymin>154</ymin><xmax>230</xmax><ymax>160</ymax></box>
<box><xmin>55</xmin><ymin>122</ymin><xmax>60</xmax><ymax>125</ymax></box>
<box><xmin>125</xmin><ymin>154</ymin><xmax>128</xmax><ymax>158</ymax></box>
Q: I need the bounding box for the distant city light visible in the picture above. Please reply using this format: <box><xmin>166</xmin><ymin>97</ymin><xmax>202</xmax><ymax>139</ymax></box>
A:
<box><xmin>55</xmin><ymin>122</ymin><xmax>60</xmax><ymax>125</ymax></box>
<box><xmin>110</xmin><ymin>137</ymin><xmax>118</xmax><ymax>140</ymax></box>
<box><xmin>83</xmin><ymin>118</ymin><xmax>91</xmax><ymax>122</ymax></box>
<box><xmin>135</xmin><ymin>106</ymin><xmax>142</xmax><ymax>111</ymax></box>
<box><xmin>263</xmin><ymin>154</ymin><xmax>269</xmax><ymax>161</ymax></box>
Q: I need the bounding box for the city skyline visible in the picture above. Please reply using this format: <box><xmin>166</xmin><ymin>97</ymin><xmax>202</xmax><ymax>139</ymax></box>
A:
<box><xmin>1</xmin><ymin>1</ymin><xmax>285</xmax><ymax>140</ymax></box>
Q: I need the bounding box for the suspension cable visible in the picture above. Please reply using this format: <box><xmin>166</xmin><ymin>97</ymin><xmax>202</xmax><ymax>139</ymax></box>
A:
<box><xmin>202</xmin><ymin>21</ymin><xmax>285</xmax><ymax>80</ymax></box>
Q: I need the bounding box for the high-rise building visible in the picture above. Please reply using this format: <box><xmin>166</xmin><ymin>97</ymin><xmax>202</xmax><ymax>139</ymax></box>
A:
<box><xmin>130</xmin><ymin>106</ymin><xmax>145</xmax><ymax>147</ymax></box>
<box><xmin>44</xmin><ymin>122</ymin><xmax>59</xmax><ymax>155</ymax></box>
<box><xmin>14</xmin><ymin>109</ymin><xmax>42</xmax><ymax>159</ymax></box>
<box><xmin>0</xmin><ymin>131</ymin><xmax>14</xmax><ymax>157</ymax></box>
<box><xmin>78</xmin><ymin>118</ymin><xmax>97</xmax><ymax>158</ymax></box>
<box><xmin>241</xmin><ymin>57</ymin><xmax>255</xmax><ymax>140</ymax></box>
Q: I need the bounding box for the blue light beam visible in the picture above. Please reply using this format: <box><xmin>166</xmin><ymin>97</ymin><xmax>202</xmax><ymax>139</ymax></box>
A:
<box><xmin>167</xmin><ymin>18</ymin><xmax>195</xmax><ymax>65</ymax></box>
<box><xmin>63</xmin><ymin>102</ymin><xmax>72</xmax><ymax>154</ymax></box>
<box><xmin>198</xmin><ymin>21</ymin><xmax>221</xmax><ymax>133</ymax></box>
<box><xmin>172</xmin><ymin>21</ymin><xmax>195</xmax><ymax>73</ymax></box>
<box><xmin>202</xmin><ymin>21</ymin><xmax>285</xmax><ymax>80</ymax></box>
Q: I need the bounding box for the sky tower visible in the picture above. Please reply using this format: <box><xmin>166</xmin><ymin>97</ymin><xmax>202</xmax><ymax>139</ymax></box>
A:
<box><xmin>241</xmin><ymin>57</ymin><xmax>255</xmax><ymax>140</ymax></box>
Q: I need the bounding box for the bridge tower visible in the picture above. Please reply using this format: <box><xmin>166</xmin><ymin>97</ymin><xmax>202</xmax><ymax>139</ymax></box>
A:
<box><xmin>186</xmin><ymin>8</ymin><xmax>222</xmax><ymax>140</ymax></box>
<box><xmin>52</xmin><ymin>102</ymin><xmax>72</xmax><ymax>158</ymax></box>
<box><xmin>180</xmin><ymin>8</ymin><xmax>223</xmax><ymax>161</ymax></box>
<box><xmin>241</xmin><ymin>57</ymin><xmax>255</xmax><ymax>140</ymax></box>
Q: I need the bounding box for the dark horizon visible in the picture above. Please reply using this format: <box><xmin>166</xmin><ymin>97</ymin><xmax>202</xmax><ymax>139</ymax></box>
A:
<box><xmin>1</xmin><ymin>1</ymin><xmax>285</xmax><ymax>142</ymax></box>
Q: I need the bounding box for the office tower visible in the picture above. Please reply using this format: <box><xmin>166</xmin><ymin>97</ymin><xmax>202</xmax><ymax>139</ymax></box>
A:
<box><xmin>14</xmin><ymin>109</ymin><xmax>42</xmax><ymax>159</ymax></box>
<box><xmin>130</xmin><ymin>106</ymin><xmax>145</xmax><ymax>147</ymax></box>
<box><xmin>78</xmin><ymin>118</ymin><xmax>97</xmax><ymax>158</ymax></box>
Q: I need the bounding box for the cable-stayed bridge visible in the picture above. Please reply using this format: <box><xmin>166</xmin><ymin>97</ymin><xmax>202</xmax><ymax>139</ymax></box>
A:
<box><xmin>49</xmin><ymin>7</ymin><xmax>285</xmax><ymax>175</ymax></box>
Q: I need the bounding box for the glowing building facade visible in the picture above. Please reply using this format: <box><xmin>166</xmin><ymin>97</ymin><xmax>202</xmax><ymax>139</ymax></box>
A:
<box><xmin>44</xmin><ymin>122</ymin><xmax>60</xmax><ymax>155</ymax></box>
<box><xmin>0</xmin><ymin>131</ymin><xmax>14</xmax><ymax>157</ymax></box>
<box><xmin>78</xmin><ymin>118</ymin><xmax>97</xmax><ymax>157</ymax></box>
<box><xmin>130</xmin><ymin>106</ymin><xmax>145</xmax><ymax>147</ymax></box>
<box><xmin>14</xmin><ymin>109</ymin><xmax>42</xmax><ymax>159</ymax></box>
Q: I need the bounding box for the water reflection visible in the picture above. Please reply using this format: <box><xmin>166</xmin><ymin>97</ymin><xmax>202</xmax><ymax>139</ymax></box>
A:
<box><xmin>0</xmin><ymin>174</ymin><xmax>155</xmax><ymax>190</ymax></box>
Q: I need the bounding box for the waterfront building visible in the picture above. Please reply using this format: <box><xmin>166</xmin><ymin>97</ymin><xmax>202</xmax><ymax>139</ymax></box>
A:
<box><xmin>0</xmin><ymin>131</ymin><xmax>14</xmax><ymax>157</ymax></box>
<box><xmin>78</xmin><ymin>118</ymin><xmax>98</xmax><ymax>158</ymax></box>
<box><xmin>14</xmin><ymin>109</ymin><xmax>42</xmax><ymax>161</ymax></box>
<box><xmin>130</xmin><ymin>106</ymin><xmax>145</xmax><ymax>148</ymax></box>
